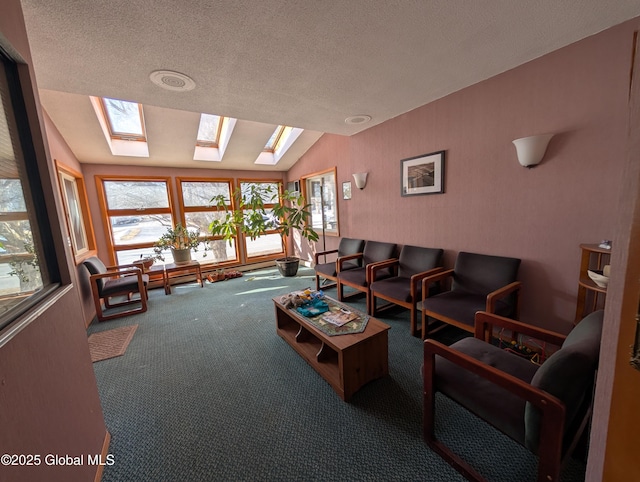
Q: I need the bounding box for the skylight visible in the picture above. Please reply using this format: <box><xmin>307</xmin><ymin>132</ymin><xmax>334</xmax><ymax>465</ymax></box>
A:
<box><xmin>255</xmin><ymin>125</ymin><xmax>303</xmax><ymax>166</ymax></box>
<box><xmin>263</xmin><ymin>125</ymin><xmax>286</xmax><ymax>152</ymax></box>
<box><xmin>193</xmin><ymin>114</ymin><xmax>237</xmax><ymax>162</ymax></box>
<box><xmin>100</xmin><ymin>98</ymin><xmax>145</xmax><ymax>140</ymax></box>
<box><xmin>90</xmin><ymin>96</ymin><xmax>149</xmax><ymax>157</ymax></box>
<box><xmin>196</xmin><ymin>114</ymin><xmax>222</xmax><ymax>147</ymax></box>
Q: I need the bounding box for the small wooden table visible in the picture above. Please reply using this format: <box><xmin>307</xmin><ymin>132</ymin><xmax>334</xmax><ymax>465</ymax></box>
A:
<box><xmin>273</xmin><ymin>295</ymin><xmax>390</xmax><ymax>401</ymax></box>
<box><xmin>150</xmin><ymin>261</ymin><xmax>203</xmax><ymax>295</ymax></box>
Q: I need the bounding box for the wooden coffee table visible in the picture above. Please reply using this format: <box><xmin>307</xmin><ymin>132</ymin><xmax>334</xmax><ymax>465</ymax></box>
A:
<box><xmin>273</xmin><ymin>295</ymin><xmax>390</xmax><ymax>401</ymax></box>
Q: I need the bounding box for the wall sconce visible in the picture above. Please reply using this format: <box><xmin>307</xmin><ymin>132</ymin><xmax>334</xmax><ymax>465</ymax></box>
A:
<box><xmin>512</xmin><ymin>134</ymin><xmax>554</xmax><ymax>168</ymax></box>
<box><xmin>352</xmin><ymin>172</ymin><xmax>368</xmax><ymax>190</ymax></box>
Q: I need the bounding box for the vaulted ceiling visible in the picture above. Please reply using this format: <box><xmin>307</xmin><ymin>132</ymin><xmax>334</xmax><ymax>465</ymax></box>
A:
<box><xmin>20</xmin><ymin>0</ymin><xmax>640</xmax><ymax>171</ymax></box>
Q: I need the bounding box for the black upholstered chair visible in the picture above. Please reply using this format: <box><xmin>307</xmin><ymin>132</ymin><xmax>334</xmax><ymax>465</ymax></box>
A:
<box><xmin>369</xmin><ymin>245</ymin><xmax>444</xmax><ymax>337</ymax></box>
<box><xmin>83</xmin><ymin>256</ymin><xmax>149</xmax><ymax>322</ymax></box>
<box><xmin>423</xmin><ymin>310</ymin><xmax>603</xmax><ymax>482</ymax></box>
<box><xmin>336</xmin><ymin>240</ymin><xmax>397</xmax><ymax>306</ymax></box>
<box><xmin>418</xmin><ymin>251</ymin><xmax>521</xmax><ymax>339</ymax></box>
<box><xmin>314</xmin><ymin>238</ymin><xmax>365</xmax><ymax>291</ymax></box>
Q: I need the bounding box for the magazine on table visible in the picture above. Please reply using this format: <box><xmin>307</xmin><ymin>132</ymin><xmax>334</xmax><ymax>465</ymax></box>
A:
<box><xmin>323</xmin><ymin>309</ymin><xmax>358</xmax><ymax>326</ymax></box>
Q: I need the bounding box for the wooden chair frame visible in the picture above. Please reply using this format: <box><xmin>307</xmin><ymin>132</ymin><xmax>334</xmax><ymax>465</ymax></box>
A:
<box><xmin>313</xmin><ymin>248</ymin><xmax>340</xmax><ymax>290</ymax></box>
<box><xmin>423</xmin><ymin>312</ymin><xmax>594</xmax><ymax>482</ymax></box>
<box><xmin>369</xmin><ymin>261</ymin><xmax>443</xmax><ymax>336</ymax></box>
<box><xmin>336</xmin><ymin>252</ymin><xmax>393</xmax><ymax>308</ymax></box>
<box><xmin>421</xmin><ymin>269</ymin><xmax>522</xmax><ymax>339</ymax></box>
<box><xmin>89</xmin><ymin>263</ymin><xmax>148</xmax><ymax>322</ymax></box>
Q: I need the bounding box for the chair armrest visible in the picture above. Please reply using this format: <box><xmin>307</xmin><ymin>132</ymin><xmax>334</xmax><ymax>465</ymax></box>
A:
<box><xmin>474</xmin><ymin>311</ymin><xmax>567</xmax><ymax>346</ymax></box>
<box><xmin>314</xmin><ymin>248</ymin><xmax>338</xmax><ymax>264</ymax></box>
<box><xmin>421</xmin><ymin>269</ymin><xmax>454</xmax><ymax>300</ymax></box>
<box><xmin>486</xmin><ymin>281</ymin><xmax>522</xmax><ymax>313</ymax></box>
<box><xmin>367</xmin><ymin>258</ymin><xmax>399</xmax><ymax>283</ymax></box>
<box><xmin>90</xmin><ymin>268</ymin><xmax>143</xmax><ymax>280</ymax></box>
<box><xmin>106</xmin><ymin>263</ymin><xmax>141</xmax><ymax>271</ymax></box>
<box><xmin>410</xmin><ymin>267</ymin><xmax>444</xmax><ymax>297</ymax></box>
<box><xmin>423</xmin><ymin>338</ymin><xmax>566</xmax><ymax>416</ymax></box>
<box><xmin>336</xmin><ymin>252</ymin><xmax>363</xmax><ymax>272</ymax></box>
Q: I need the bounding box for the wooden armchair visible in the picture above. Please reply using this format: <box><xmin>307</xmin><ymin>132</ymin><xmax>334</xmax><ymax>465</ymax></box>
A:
<box><xmin>423</xmin><ymin>310</ymin><xmax>603</xmax><ymax>482</ymax></box>
<box><xmin>83</xmin><ymin>256</ymin><xmax>149</xmax><ymax>322</ymax></box>
<box><xmin>313</xmin><ymin>237</ymin><xmax>365</xmax><ymax>290</ymax></box>
<box><xmin>369</xmin><ymin>245</ymin><xmax>444</xmax><ymax>336</ymax></box>
<box><xmin>336</xmin><ymin>240</ymin><xmax>397</xmax><ymax>305</ymax></box>
<box><xmin>419</xmin><ymin>251</ymin><xmax>522</xmax><ymax>339</ymax></box>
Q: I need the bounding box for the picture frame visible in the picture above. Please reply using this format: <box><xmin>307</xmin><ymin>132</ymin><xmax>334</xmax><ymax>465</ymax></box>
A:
<box><xmin>342</xmin><ymin>181</ymin><xmax>352</xmax><ymax>200</ymax></box>
<box><xmin>401</xmin><ymin>150</ymin><xmax>445</xmax><ymax>196</ymax></box>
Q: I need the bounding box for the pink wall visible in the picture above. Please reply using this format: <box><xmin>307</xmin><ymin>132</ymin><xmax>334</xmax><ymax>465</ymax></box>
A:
<box><xmin>0</xmin><ymin>1</ymin><xmax>108</xmax><ymax>480</ymax></box>
<box><xmin>290</xmin><ymin>19</ymin><xmax>638</xmax><ymax>330</ymax></box>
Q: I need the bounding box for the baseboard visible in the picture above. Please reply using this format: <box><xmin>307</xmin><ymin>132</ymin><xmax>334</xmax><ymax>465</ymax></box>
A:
<box><xmin>94</xmin><ymin>430</ymin><xmax>111</xmax><ymax>482</ymax></box>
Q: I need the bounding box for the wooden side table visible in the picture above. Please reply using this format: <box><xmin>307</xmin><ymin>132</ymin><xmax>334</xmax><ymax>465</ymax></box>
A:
<box><xmin>151</xmin><ymin>261</ymin><xmax>204</xmax><ymax>295</ymax></box>
<box><xmin>575</xmin><ymin>244</ymin><xmax>611</xmax><ymax>323</ymax></box>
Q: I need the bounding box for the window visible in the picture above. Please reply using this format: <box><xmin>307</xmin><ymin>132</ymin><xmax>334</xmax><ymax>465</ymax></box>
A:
<box><xmin>255</xmin><ymin>126</ymin><xmax>304</xmax><ymax>166</ymax></box>
<box><xmin>100</xmin><ymin>97</ymin><xmax>145</xmax><ymax>141</ymax></box>
<box><xmin>0</xmin><ymin>52</ymin><xmax>58</xmax><ymax>327</ymax></box>
<box><xmin>57</xmin><ymin>162</ymin><xmax>96</xmax><ymax>263</ymax></box>
<box><xmin>90</xmin><ymin>96</ymin><xmax>149</xmax><ymax>157</ymax></box>
<box><xmin>264</xmin><ymin>126</ymin><xmax>286</xmax><ymax>152</ymax></box>
<box><xmin>239</xmin><ymin>181</ymin><xmax>284</xmax><ymax>259</ymax></box>
<box><xmin>193</xmin><ymin>114</ymin><xmax>237</xmax><ymax>162</ymax></box>
<box><xmin>177</xmin><ymin>178</ymin><xmax>237</xmax><ymax>264</ymax></box>
<box><xmin>96</xmin><ymin>177</ymin><xmax>175</xmax><ymax>265</ymax></box>
<box><xmin>196</xmin><ymin>114</ymin><xmax>222</xmax><ymax>147</ymax></box>
<box><xmin>302</xmin><ymin>168</ymin><xmax>339</xmax><ymax>236</ymax></box>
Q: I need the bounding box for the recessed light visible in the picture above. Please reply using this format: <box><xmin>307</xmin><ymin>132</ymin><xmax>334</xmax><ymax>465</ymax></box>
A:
<box><xmin>345</xmin><ymin>115</ymin><xmax>372</xmax><ymax>125</ymax></box>
<box><xmin>149</xmin><ymin>70</ymin><xmax>196</xmax><ymax>92</ymax></box>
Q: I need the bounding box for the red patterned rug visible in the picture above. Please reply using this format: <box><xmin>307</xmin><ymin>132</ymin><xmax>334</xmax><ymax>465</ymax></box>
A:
<box><xmin>88</xmin><ymin>325</ymin><xmax>138</xmax><ymax>362</ymax></box>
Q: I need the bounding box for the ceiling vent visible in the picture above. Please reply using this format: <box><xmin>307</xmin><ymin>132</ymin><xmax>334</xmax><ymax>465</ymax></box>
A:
<box><xmin>344</xmin><ymin>115</ymin><xmax>371</xmax><ymax>125</ymax></box>
<box><xmin>149</xmin><ymin>70</ymin><xmax>196</xmax><ymax>92</ymax></box>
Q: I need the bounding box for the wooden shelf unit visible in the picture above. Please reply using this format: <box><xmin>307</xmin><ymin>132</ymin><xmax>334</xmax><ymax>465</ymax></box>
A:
<box><xmin>575</xmin><ymin>244</ymin><xmax>611</xmax><ymax>323</ymax></box>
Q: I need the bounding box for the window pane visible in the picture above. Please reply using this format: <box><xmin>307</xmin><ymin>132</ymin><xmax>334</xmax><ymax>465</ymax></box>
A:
<box><xmin>103</xmin><ymin>98</ymin><xmax>143</xmax><ymax>136</ymax></box>
<box><xmin>306</xmin><ymin>171</ymin><xmax>338</xmax><ymax>234</ymax></box>
<box><xmin>240</xmin><ymin>182</ymin><xmax>279</xmax><ymax>204</ymax></box>
<box><xmin>185</xmin><ymin>211</ymin><xmax>226</xmax><ymax>233</ymax></box>
<box><xmin>60</xmin><ymin>174</ymin><xmax>88</xmax><ymax>254</ymax></box>
<box><xmin>182</xmin><ymin>181</ymin><xmax>230</xmax><ymax>207</ymax></box>
<box><xmin>196</xmin><ymin>114</ymin><xmax>221</xmax><ymax>144</ymax></box>
<box><xmin>0</xmin><ymin>179</ymin><xmax>27</xmax><ymax>212</ymax></box>
<box><xmin>245</xmin><ymin>233</ymin><xmax>282</xmax><ymax>258</ymax></box>
<box><xmin>0</xmin><ymin>55</ymin><xmax>46</xmax><ymax>321</ymax></box>
<box><xmin>104</xmin><ymin>181</ymin><xmax>169</xmax><ymax>209</ymax></box>
<box><xmin>115</xmin><ymin>247</ymin><xmax>157</xmax><ymax>266</ymax></box>
<box><xmin>201</xmin><ymin>239</ymin><xmax>237</xmax><ymax>263</ymax></box>
<box><xmin>111</xmin><ymin>214</ymin><xmax>172</xmax><ymax>246</ymax></box>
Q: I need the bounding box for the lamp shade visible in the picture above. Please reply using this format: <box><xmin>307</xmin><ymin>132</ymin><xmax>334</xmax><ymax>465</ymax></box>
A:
<box><xmin>512</xmin><ymin>134</ymin><xmax>554</xmax><ymax>168</ymax></box>
<box><xmin>353</xmin><ymin>172</ymin><xmax>368</xmax><ymax>189</ymax></box>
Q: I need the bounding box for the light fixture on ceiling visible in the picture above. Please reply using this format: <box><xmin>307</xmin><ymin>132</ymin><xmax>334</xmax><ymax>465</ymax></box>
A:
<box><xmin>353</xmin><ymin>172</ymin><xmax>368</xmax><ymax>190</ymax></box>
<box><xmin>345</xmin><ymin>115</ymin><xmax>372</xmax><ymax>125</ymax></box>
<box><xmin>149</xmin><ymin>70</ymin><xmax>196</xmax><ymax>92</ymax></box>
<box><xmin>512</xmin><ymin>134</ymin><xmax>554</xmax><ymax>168</ymax></box>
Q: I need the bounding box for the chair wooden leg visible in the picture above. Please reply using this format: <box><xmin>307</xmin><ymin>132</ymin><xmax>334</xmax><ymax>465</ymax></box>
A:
<box><xmin>410</xmin><ymin>306</ymin><xmax>417</xmax><ymax>337</ymax></box>
<box><xmin>337</xmin><ymin>280</ymin><xmax>344</xmax><ymax>301</ymax></box>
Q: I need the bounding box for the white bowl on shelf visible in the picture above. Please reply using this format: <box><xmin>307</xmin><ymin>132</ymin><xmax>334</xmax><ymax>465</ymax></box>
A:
<box><xmin>587</xmin><ymin>269</ymin><xmax>609</xmax><ymax>288</ymax></box>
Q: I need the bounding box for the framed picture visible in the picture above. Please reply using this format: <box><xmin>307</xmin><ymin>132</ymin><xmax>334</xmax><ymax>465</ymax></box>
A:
<box><xmin>342</xmin><ymin>181</ymin><xmax>352</xmax><ymax>200</ymax></box>
<box><xmin>401</xmin><ymin>150</ymin><xmax>445</xmax><ymax>196</ymax></box>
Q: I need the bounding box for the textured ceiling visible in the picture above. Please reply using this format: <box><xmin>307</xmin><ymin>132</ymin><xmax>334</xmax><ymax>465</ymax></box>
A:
<box><xmin>19</xmin><ymin>0</ymin><xmax>640</xmax><ymax>170</ymax></box>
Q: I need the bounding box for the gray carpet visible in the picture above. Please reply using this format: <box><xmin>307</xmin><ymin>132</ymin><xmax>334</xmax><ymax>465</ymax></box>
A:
<box><xmin>88</xmin><ymin>267</ymin><xmax>586</xmax><ymax>481</ymax></box>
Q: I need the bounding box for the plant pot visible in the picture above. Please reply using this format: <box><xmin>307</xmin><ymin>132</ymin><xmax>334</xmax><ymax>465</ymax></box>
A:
<box><xmin>171</xmin><ymin>248</ymin><xmax>192</xmax><ymax>264</ymax></box>
<box><xmin>275</xmin><ymin>257</ymin><xmax>299</xmax><ymax>277</ymax></box>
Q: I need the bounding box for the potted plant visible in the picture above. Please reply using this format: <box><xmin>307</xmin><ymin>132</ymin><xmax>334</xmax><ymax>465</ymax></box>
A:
<box><xmin>153</xmin><ymin>223</ymin><xmax>206</xmax><ymax>264</ymax></box>
<box><xmin>209</xmin><ymin>184</ymin><xmax>318</xmax><ymax>276</ymax></box>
